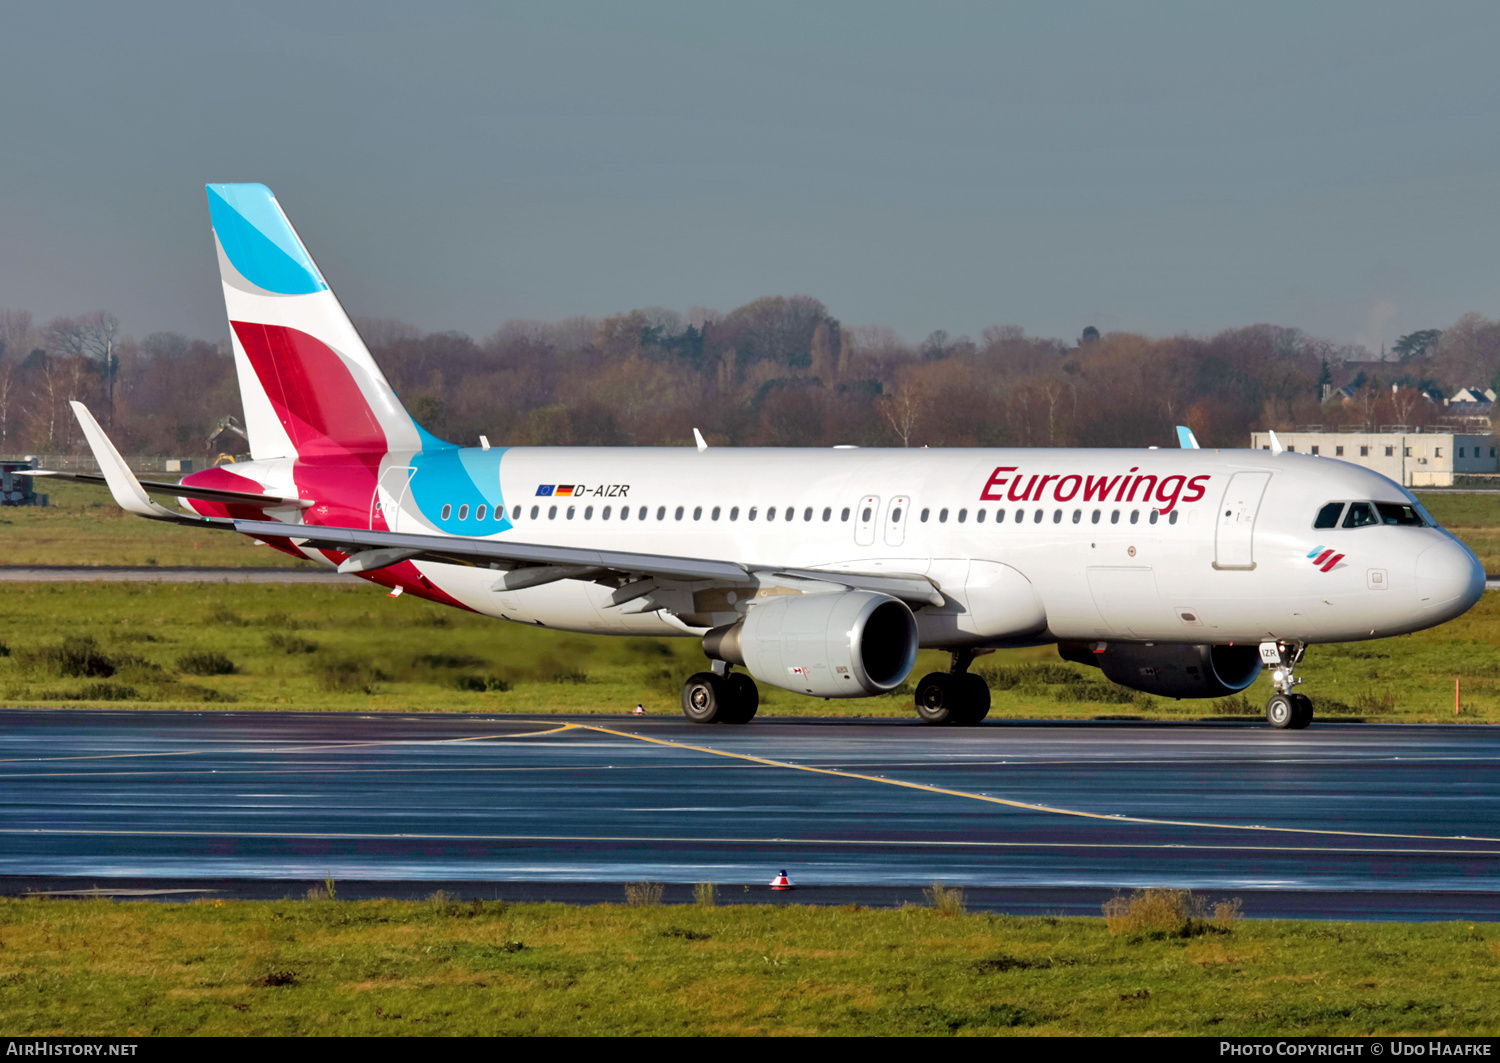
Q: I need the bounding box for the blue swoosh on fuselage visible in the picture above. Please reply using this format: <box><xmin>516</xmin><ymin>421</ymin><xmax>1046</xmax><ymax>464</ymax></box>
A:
<box><xmin>407</xmin><ymin>446</ymin><xmax>513</xmax><ymax>535</ymax></box>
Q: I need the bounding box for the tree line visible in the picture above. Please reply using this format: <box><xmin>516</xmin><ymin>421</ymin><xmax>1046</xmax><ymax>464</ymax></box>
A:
<box><xmin>1</xmin><ymin>297</ymin><xmax>1497</xmax><ymax>458</ymax></box>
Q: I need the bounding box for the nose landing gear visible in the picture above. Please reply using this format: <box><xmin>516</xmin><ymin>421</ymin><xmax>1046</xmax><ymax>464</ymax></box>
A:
<box><xmin>1260</xmin><ymin>641</ymin><xmax>1312</xmax><ymax>729</ymax></box>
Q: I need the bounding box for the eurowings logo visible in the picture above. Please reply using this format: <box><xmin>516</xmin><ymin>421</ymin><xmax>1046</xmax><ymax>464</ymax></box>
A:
<box><xmin>1307</xmin><ymin>546</ymin><xmax>1347</xmax><ymax>573</ymax></box>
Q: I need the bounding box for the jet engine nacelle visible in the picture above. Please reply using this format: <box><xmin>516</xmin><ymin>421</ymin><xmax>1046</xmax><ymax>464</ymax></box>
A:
<box><xmin>703</xmin><ymin>590</ymin><xmax>919</xmax><ymax>698</ymax></box>
<box><xmin>1058</xmin><ymin>640</ymin><xmax>1262</xmax><ymax>699</ymax></box>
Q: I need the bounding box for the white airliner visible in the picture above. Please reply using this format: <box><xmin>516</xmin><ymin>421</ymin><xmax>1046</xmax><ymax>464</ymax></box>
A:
<box><xmin>48</xmin><ymin>185</ymin><xmax>1487</xmax><ymax>730</ymax></box>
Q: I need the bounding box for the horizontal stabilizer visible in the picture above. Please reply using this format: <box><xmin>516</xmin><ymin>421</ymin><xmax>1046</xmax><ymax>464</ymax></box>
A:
<box><xmin>32</xmin><ymin>469</ymin><xmax>313</xmax><ymax>509</ymax></box>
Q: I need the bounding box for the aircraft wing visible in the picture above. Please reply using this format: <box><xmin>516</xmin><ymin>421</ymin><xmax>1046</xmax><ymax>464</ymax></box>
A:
<box><xmin>230</xmin><ymin>519</ymin><xmax>945</xmax><ymax>606</ymax></box>
<box><xmin>232</xmin><ymin>518</ymin><xmax>751</xmax><ymax>582</ymax></box>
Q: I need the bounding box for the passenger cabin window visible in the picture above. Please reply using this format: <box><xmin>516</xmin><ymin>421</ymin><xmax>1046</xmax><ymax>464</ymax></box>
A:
<box><xmin>1168</xmin><ymin>511</ymin><xmax>1179</xmax><ymax>525</ymax></box>
<box><xmin>957</xmin><ymin>509</ymin><xmax>967</xmax><ymax>523</ymax></box>
<box><xmin>804</xmin><ymin>507</ymin><xmax>813</xmax><ymax>521</ymax></box>
<box><xmin>1129</xmin><ymin>510</ymin><xmax>1139</xmax><ymax>524</ymax></box>
<box><xmin>602</xmin><ymin>505</ymin><xmax>611</xmax><ymax>519</ymax></box>
<box><xmin>1033</xmin><ymin>509</ymin><xmax>1043</xmax><ymax>523</ymax></box>
<box><xmin>458</xmin><ymin>505</ymin><xmax>469</xmax><ymax>520</ymax></box>
<box><xmin>529</xmin><ymin>505</ymin><xmax>538</xmax><ymax>519</ymax></box>
<box><xmin>730</xmin><ymin>507</ymin><xmax>739</xmax><ymax>521</ymax></box>
<box><xmin>1148</xmin><ymin>509</ymin><xmax>1159</xmax><ymax>524</ymax></box>
<box><xmin>692</xmin><ymin>506</ymin><xmax>702</xmax><ymax>520</ymax></box>
<box><xmin>748</xmin><ymin>507</ymin><xmax>758</xmax><ymax>521</ymax></box>
<box><xmin>547</xmin><ymin>505</ymin><xmax>557</xmax><ymax>519</ymax></box>
<box><xmin>584</xmin><ymin>505</ymin><xmax>593</xmax><ymax>519</ymax></box>
<box><xmin>938</xmin><ymin>508</ymin><xmax>948</xmax><ymax>523</ymax></box>
<box><xmin>920</xmin><ymin>508</ymin><xmax>930</xmax><ymax>522</ymax></box>
<box><xmin>1342</xmin><ymin>502</ymin><xmax>1378</xmax><ymax>528</ymax></box>
<box><xmin>441</xmin><ymin>505</ymin><xmax>452</xmax><ymax>521</ymax></box>
<box><xmin>784</xmin><ymin>507</ymin><xmax>794</xmax><ymax>521</ymax></box>
<box><xmin>674</xmin><ymin>506</ymin><xmax>684</xmax><ymax>520</ymax></box>
<box><xmin>1072</xmin><ymin>509</ymin><xmax>1082</xmax><ymax>524</ymax></box>
<box><xmin>476</xmin><ymin>504</ymin><xmax>486</xmax><ymax>521</ymax></box>
<box><xmin>995</xmin><ymin>509</ymin><xmax>1005</xmax><ymax>523</ymax></box>
<box><xmin>862</xmin><ymin>506</ymin><xmax>873</xmax><ymax>522</ymax></box>
<box><xmin>711</xmin><ymin>506</ymin><xmax>720</xmax><ymax>520</ymax></box>
<box><xmin>566</xmin><ymin>506</ymin><xmax>575</xmax><ymax>519</ymax></box>
<box><xmin>841</xmin><ymin>508</ymin><xmax>850</xmax><ymax>521</ymax></box>
<box><xmin>822</xmin><ymin>507</ymin><xmax>832</xmax><ymax>521</ymax></box>
<box><xmin>975</xmin><ymin>509</ymin><xmax>985</xmax><ymax>523</ymax></box>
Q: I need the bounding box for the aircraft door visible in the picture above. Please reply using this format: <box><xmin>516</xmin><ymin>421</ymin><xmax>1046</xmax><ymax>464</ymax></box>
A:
<box><xmin>372</xmin><ymin>465</ymin><xmax>415</xmax><ymax>530</ymax></box>
<box><xmin>884</xmin><ymin>495</ymin><xmax>911</xmax><ymax>547</ymax></box>
<box><xmin>854</xmin><ymin>496</ymin><xmax>879</xmax><ymax>546</ymax></box>
<box><xmin>1213</xmin><ymin>471</ymin><xmax>1271</xmax><ymax>570</ymax></box>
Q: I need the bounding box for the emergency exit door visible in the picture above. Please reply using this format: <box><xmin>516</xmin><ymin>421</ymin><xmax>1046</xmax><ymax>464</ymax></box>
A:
<box><xmin>1213</xmin><ymin>472</ymin><xmax>1271</xmax><ymax>570</ymax></box>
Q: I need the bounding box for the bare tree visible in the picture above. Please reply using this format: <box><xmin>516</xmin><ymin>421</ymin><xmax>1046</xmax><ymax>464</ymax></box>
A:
<box><xmin>0</xmin><ymin>360</ymin><xmax>14</xmax><ymax>450</ymax></box>
<box><xmin>0</xmin><ymin>309</ymin><xmax>34</xmax><ymax>359</ymax></box>
<box><xmin>46</xmin><ymin>311</ymin><xmax>121</xmax><ymax>428</ymax></box>
<box><xmin>876</xmin><ymin>380</ymin><xmax>930</xmax><ymax>447</ymax></box>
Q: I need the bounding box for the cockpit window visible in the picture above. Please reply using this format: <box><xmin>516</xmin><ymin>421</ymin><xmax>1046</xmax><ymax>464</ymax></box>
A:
<box><xmin>1342</xmin><ymin>502</ymin><xmax>1379</xmax><ymax>528</ymax></box>
<box><xmin>1375</xmin><ymin>502</ymin><xmax>1424</xmax><ymax>526</ymax></box>
<box><xmin>1314</xmin><ymin>502</ymin><xmax>1344</xmax><ymax>529</ymax></box>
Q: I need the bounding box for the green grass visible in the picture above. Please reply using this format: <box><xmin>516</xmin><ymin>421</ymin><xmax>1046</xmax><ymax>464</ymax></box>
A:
<box><xmin>0</xmin><ymin>895</ymin><xmax>1496</xmax><ymax>1035</ymax></box>
<box><xmin>0</xmin><ymin>580</ymin><xmax>1496</xmax><ymax>720</ymax></box>
<box><xmin>0</xmin><ymin>480</ymin><xmax>312</xmax><ymax>567</ymax></box>
<box><xmin>1418</xmin><ymin>491</ymin><xmax>1500</xmax><ymax>573</ymax></box>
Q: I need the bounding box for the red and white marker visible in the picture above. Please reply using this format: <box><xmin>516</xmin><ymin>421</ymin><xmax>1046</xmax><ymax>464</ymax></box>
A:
<box><xmin>769</xmin><ymin>870</ymin><xmax>793</xmax><ymax>890</ymax></box>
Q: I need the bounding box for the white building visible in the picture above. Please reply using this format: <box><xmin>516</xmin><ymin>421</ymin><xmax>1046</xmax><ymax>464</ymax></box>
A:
<box><xmin>1248</xmin><ymin>430</ymin><xmax>1498</xmax><ymax>487</ymax></box>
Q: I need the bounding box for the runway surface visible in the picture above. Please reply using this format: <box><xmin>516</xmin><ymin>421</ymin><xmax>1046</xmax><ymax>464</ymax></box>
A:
<box><xmin>1</xmin><ymin>709</ymin><xmax>1497</xmax><ymax>920</ymax></box>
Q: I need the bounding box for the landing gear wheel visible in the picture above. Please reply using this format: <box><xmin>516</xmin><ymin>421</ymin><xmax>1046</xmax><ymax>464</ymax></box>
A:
<box><xmin>722</xmin><ymin>673</ymin><xmax>759</xmax><ymax>724</ymax></box>
<box><xmin>915</xmin><ymin>672</ymin><xmax>958</xmax><ymax>724</ymax></box>
<box><xmin>681</xmin><ymin>672</ymin><xmax>731</xmax><ymax>723</ymax></box>
<box><xmin>954</xmin><ymin>673</ymin><xmax>991</xmax><ymax>725</ymax></box>
<box><xmin>1266</xmin><ymin>693</ymin><xmax>1296</xmax><ymax>730</ymax></box>
<box><xmin>1288</xmin><ymin>693</ymin><xmax>1313</xmax><ymax>730</ymax></box>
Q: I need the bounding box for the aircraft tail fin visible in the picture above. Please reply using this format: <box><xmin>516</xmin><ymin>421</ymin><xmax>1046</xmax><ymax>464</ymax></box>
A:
<box><xmin>207</xmin><ymin>183</ymin><xmax>445</xmax><ymax>461</ymax></box>
<box><xmin>1175</xmin><ymin>425</ymin><xmax>1201</xmax><ymax>449</ymax></box>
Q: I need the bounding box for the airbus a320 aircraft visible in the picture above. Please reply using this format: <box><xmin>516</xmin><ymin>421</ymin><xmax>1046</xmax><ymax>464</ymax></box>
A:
<box><xmin>46</xmin><ymin>185</ymin><xmax>1487</xmax><ymax>730</ymax></box>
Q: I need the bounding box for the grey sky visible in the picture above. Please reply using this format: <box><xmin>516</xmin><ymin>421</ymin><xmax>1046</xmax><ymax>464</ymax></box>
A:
<box><xmin>3</xmin><ymin>1</ymin><xmax>1498</xmax><ymax>350</ymax></box>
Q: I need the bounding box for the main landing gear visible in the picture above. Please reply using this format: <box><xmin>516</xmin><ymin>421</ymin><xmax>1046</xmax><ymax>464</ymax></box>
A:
<box><xmin>680</xmin><ymin>666</ymin><xmax>759</xmax><ymax>724</ymax></box>
<box><xmin>1261</xmin><ymin>640</ymin><xmax>1312</xmax><ymax>730</ymax></box>
<box><xmin>914</xmin><ymin>650</ymin><xmax>991</xmax><ymax>726</ymax></box>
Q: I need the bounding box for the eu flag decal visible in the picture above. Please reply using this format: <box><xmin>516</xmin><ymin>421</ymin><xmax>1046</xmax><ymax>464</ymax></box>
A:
<box><xmin>536</xmin><ymin>485</ymin><xmax>555</xmax><ymax>496</ymax></box>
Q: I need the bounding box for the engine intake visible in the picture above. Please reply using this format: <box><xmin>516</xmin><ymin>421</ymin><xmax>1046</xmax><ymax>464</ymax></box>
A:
<box><xmin>1058</xmin><ymin>640</ymin><xmax>1262</xmax><ymax>699</ymax></box>
<box><xmin>704</xmin><ymin>590</ymin><xmax>919</xmax><ymax>698</ymax></box>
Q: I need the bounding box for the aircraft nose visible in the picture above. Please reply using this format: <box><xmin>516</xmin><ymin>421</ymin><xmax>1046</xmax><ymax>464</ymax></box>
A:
<box><xmin>1414</xmin><ymin>538</ymin><xmax>1486</xmax><ymax>618</ymax></box>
